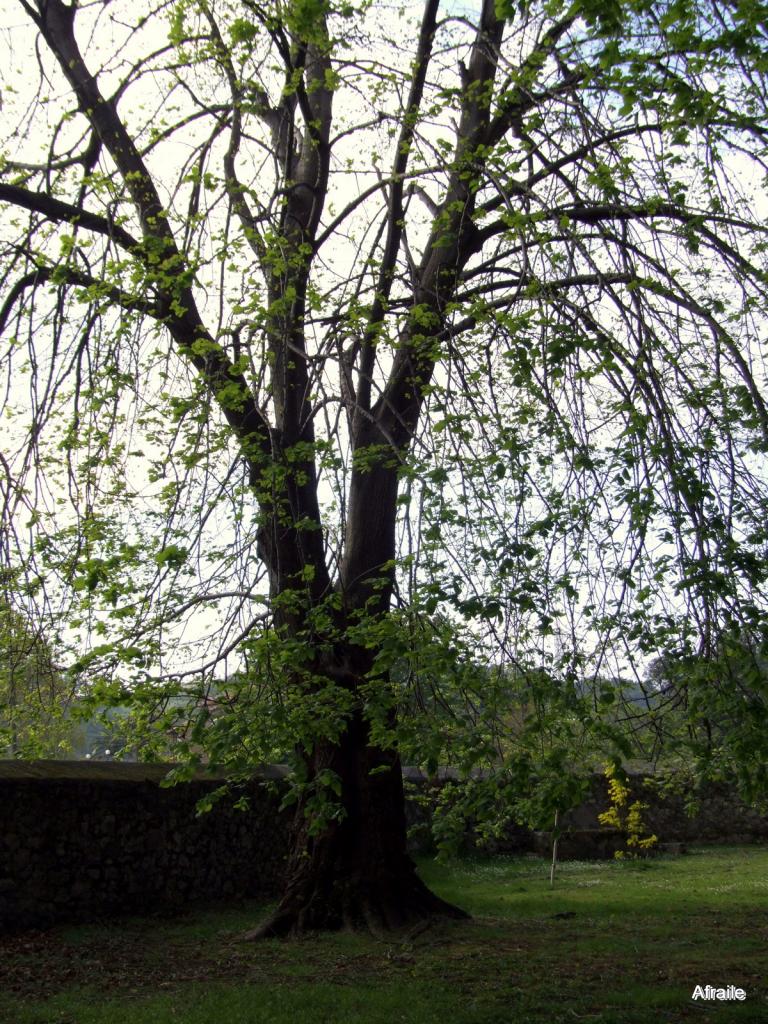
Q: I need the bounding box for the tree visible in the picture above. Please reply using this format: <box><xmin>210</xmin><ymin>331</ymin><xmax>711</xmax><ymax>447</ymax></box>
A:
<box><xmin>2</xmin><ymin>0</ymin><xmax>768</xmax><ymax>935</ymax></box>
<box><xmin>0</xmin><ymin>598</ymin><xmax>69</xmax><ymax>756</ymax></box>
<box><xmin>645</xmin><ymin>634</ymin><xmax>768</xmax><ymax>800</ymax></box>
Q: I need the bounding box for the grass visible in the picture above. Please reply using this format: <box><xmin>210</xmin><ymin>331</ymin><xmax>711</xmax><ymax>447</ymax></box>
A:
<box><xmin>1</xmin><ymin>845</ymin><xmax>766</xmax><ymax>1023</ymax></box>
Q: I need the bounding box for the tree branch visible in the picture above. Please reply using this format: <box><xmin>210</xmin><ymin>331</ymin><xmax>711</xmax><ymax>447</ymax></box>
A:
<box><xmin>0</xmin><ymin>263</ymin><xmax>160</xmax><ymax>336</ymax></box>
<box><xmin>354</xmin><ymin>0</ymin><xmax>442</xmax><ymax>424</ymax></box>
<box><xmin>0</xmin><ymin>182</ymin><xmax>139</xmax><ymax>252</ymax></box>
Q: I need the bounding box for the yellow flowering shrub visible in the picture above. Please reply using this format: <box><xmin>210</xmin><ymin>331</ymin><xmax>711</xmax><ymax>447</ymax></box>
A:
<box><xmin>598</xmin><ymin>763</ymin><xmax>658</xmax><ymax>859</ymax></box>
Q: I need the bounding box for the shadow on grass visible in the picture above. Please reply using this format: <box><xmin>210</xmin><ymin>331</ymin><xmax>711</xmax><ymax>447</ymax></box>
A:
<box><xmin>1</xmin><ymin>846</ymin><xmax>766</xmax><ymax>1024</ymax></box>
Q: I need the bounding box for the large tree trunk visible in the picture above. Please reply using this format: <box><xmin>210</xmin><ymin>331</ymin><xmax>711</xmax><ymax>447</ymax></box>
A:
<box><xmin>244</xmin><ymin>435</ymin><xmax>470</xmax><ymax>938</ymax></box>
<box><xmin>244</xmin><ymin>699</ymin><xmax>467</xmax><ymax>938</ymax></box>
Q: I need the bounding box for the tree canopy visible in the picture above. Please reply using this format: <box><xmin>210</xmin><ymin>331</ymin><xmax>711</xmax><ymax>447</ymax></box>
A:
<box><xmin>2</xmin><ymin>0</ymin><xmax>768</xmax><ymax>933</ymax></box>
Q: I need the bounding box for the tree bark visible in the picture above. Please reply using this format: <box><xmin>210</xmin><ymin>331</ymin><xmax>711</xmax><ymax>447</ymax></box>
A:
<box><xmin>244</xmin><ymin>702</ymin><xmax>467</xmax><ymax>939</ymax></box>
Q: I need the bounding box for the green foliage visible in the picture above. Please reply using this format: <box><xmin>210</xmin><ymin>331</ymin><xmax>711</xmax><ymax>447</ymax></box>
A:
<box><xmin>0</xmin><ymin>603</ymin><xmax>71</xmax><ymax>757</ymax></box>
<box><xmin>648</xmin><ymin>636</ymin><xmax>768</xmax><ymax>806</ymax></box>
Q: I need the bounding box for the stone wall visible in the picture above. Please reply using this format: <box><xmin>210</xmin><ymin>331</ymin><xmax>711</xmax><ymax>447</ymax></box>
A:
<box><xmin>403</xmin><ymin>769</ymin><xmax>768</xmax><ymax>858</ymax></box>
<box><xmin>2</xmin><ymin>761</ymin><xmax>767</xmax><ymax>932</ymax></box>
<box><xmin>0</xmin><ymin>761</ymin><xmax>290</xmax><ymax>932</ymax></box>
<box><xmin>541</xmin><ymin>774</ymin><xmax>768</xmax><ymax>860</ymax></box>
<box><xmin>565</xmin><ymin>774</ymin><xmax>768</xmax><ymax>844</ymax></box>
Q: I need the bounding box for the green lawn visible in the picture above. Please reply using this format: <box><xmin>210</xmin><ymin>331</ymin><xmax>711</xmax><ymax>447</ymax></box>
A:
<box><xmin>1</xmin><ymin>846</ymin><xmax>766</xmax><ymax>1024</ymax></box>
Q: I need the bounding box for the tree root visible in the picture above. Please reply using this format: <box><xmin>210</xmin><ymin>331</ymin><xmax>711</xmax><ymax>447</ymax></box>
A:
<box><xmin>239</xmin><ymin>876</ymin><xmax>469</xmax><ymax>940</ymax></box>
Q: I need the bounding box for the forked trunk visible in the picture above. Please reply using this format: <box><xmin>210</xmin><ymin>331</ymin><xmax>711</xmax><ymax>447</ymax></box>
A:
<box><xmin>244</xmin><ymin>707</ymin><xmax>468</xmax><ymax>938</ymax></box>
